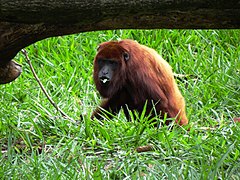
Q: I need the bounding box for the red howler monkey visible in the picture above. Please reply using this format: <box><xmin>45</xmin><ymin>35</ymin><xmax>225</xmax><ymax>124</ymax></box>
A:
<box><xmin>92</xmin><ymin>39</ymin><xmax>188</xmax><ymax>126</ymax></box>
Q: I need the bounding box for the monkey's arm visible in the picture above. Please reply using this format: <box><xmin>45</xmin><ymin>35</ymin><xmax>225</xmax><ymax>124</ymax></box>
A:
<box><xmin>91</xmin><ymin>98</ymin><xmax>122</xmax><ymax>120</ymax></box>
<box><xmin>91</xmin><ymin>89</ymin><xmax>131</xmax><ymax>120</ymax></box>
<box><xmin>92</xmin><ymin>99</ymin><xmax>112</xmax><ymax>119</ymax></box>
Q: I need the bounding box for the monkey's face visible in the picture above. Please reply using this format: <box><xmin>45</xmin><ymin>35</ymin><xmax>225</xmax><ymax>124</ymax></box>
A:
<box><xmin>94</xmin><ymin>42</ymin><xmax>130</xmax><ymax>98</ymax></box>
<box><xmin>97</xmin><ymin>58</ymin><xmax>118</xmax><ymax>86</ymax></box>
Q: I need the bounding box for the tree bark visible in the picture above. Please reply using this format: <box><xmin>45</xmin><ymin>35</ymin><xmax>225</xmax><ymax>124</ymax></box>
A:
<box><xmin>0</xmin><ymin>0</ymin><xmax>240</xmax><ymax>83</ymax></box>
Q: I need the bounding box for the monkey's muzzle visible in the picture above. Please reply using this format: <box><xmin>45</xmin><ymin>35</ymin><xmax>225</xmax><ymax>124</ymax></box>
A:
<box><xmin>100</xmin><ymin>76</ymin><xmax>110</xmax><ymax>85</ymax></box>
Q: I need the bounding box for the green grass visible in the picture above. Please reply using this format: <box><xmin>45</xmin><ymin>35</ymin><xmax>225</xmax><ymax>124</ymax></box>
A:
<box><xmin>0</xmin><ymin>30</ymin><xmax>239</xmax><ymax>179</ymax></box>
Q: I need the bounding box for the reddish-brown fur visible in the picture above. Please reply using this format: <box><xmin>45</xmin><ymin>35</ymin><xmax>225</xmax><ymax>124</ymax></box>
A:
<box><xmin>92</xmin><ymin>39</ymin><xmax>188</xmax><ymax>126</ymax></box>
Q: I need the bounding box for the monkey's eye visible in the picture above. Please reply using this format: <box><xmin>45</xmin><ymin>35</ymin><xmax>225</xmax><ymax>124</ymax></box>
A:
<box><xmin>107</xmin><ymin>60</ymin><xmax>118</xmax><ymax>68</ymax></box>
<box><xmin>123</xmin><ymin>52</ymin><xmax>130</xmax><ymax>61</ymax></box>
<box><xmin>98</xmin><ymin>59</ymin><xmax>104</xmax><ymax>67</ymax></box>
<box><xmin>97</xmin><ymin>59</ymin><xmax>118</xmax><ymax>69</ymax></box>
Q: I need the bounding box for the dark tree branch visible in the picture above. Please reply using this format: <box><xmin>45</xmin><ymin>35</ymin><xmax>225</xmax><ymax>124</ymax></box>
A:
<box><xmin>0</xmin><ymin>0</ymin><xmax>240</xmax><ymax>83</ymax></box>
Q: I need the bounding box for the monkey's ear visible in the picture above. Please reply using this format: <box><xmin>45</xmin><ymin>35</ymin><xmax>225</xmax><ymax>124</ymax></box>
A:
<box><xmin>123</xmin><ymin>52</ymin><xmax>130</xmax><ymax>61</ymax></box>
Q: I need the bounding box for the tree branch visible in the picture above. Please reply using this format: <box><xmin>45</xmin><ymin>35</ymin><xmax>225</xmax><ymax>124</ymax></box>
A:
<box><xmin>0</xmin><ymin>0</ymin><xmax>239</xmax><ymax>83</ymax></box>
<box><xmin>21</xmin><ymin>49</ymin><xmax>76</xmax><ymax>123</ymax></box>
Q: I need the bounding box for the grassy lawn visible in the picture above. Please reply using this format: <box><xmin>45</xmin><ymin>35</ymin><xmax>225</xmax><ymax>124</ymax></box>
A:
<box><xmin>0</xmin><ymin>30</ymin><xmax>239</xmax><ymax>179</ymax></box>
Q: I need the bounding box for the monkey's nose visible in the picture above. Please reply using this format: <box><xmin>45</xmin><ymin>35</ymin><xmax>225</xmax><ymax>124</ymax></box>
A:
<box><xmin>102</xmin><ymin>71</ymin><xmax>108</xmax><ymax>75</ymax></box>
